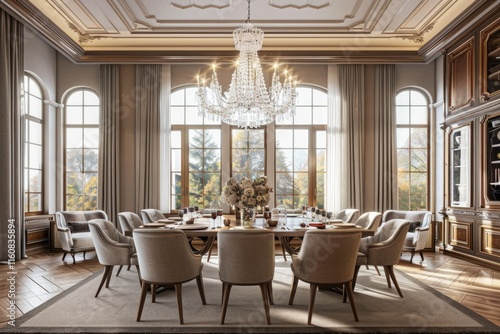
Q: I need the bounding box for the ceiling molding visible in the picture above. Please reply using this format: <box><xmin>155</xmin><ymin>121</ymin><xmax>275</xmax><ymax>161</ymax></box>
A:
<box><xmin>0</xmin><ymin>0</ymin><xmax>84</xmax><ymax>62</ymax></box>
<box><xmin>419</xmin><ymin>0</ymin><xmax>500</xmax><ymax>62</ymax></box>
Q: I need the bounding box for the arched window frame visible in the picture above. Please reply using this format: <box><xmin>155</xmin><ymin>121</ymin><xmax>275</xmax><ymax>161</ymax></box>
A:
<box><xmin>63</xmin><ymin>88</ymin><xmax>100</xmax><ymax>211</ymax></box>
<box><xmin>395</xmin><ymin>88</ymin><xmax>430</xmax><ymax>210</ymax></box>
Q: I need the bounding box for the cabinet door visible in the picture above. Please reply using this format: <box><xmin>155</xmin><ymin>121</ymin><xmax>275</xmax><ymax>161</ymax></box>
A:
<box><xmin>450</xmin><ymin>125</ymin><xmax>471</xmax><ymax>207</ymax></box>
<box><xmin>480</xmin><ymin>17</ymin><xmax>500</xmax><ymax>102</ymax></box>
<box><xmin>447</xmin><ymin>38</ymin><xmax>475</xmax><ymax>114</ymax></box>
<box><xmin>482</xmin><ymin>115</ymin><xmax>500</xmax><ymax>208</ymax></box>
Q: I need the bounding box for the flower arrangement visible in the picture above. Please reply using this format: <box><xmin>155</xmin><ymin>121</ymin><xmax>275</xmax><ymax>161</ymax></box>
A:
<box><xmin>221</xmin><ymin>176</ymin><xmax>273</xmax><ymax>209</ymax></box>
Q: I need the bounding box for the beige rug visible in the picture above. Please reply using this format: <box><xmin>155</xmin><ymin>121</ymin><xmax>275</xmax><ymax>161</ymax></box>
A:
<box><xmin>5</xmin><ymin>258</ymin><xmax>499</xmax><ymax>333</ymax></box>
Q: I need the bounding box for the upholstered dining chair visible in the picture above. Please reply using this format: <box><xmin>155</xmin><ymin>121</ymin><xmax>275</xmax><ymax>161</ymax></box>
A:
<box><xmin>354</xmin><ymin>212</ymin><xmax>382</xmax><ymax>232</ymax></box>
<box><xmin>334</xmin><ymin>209</ymin><xmax>360</xmax><ymax>224</ymax></box>
<box><xmin>133</xmin><ymin>229</ymin><xmax>206</xmax><ymax>324</ymax></box>
<box><xmin>354</xmin><ymin>219</ymin><xmax>411</xmax><ymax>298</ymax></box>
<box><xmin>118</xmin><ymin>212</ymin><xmax>144</xmax><ymax>235</ymax></box>
<box><xmin>217</xmin><ymin>229</ymin><xmax>275</xmax><ymax>325</ymax></box>
<box><xmin>140</xmin><ymin>208</ymin><xmax>167</xmax><ymax>224</ymax></box>
<box><xmin>288</xmin><ymin>230</ymin><xmax>361</xmax><ymax>324</ymax></box>
<box><xmin>88</xmin><ymin>220</ymin><xmax>139</xmax><ymax>297</ymax></box>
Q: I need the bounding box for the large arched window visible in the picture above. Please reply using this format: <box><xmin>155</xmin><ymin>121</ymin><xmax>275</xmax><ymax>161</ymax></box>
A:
<box><xmin>170</xmin><ymin>86</ymin><xmax>222</xmax><ymax>210</ymax></box>
<box><xmin>396</xmin><ymin>88</ymin><xmax>429</xmax><ymax>210</ymax></box>
<box><xmin>275</xmin><ymin>86</ymin><xmax>327</xmax><ymax>209</ymax></box>
<box><xmin>64</xmin><ymin>89</ymin><xmax>100</xmax><ymax>210</ymax></box>
<box><xmin>24</xmin><ymin>74</ymin><xmax>44</xmax><ymax>214</ymax></box>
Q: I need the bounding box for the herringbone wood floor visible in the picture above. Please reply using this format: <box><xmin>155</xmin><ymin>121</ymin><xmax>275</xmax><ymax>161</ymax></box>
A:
<box><xmin>1</xmin><ymin>249</ymin><xmax>500</xmax><ymax>328</ymax></box>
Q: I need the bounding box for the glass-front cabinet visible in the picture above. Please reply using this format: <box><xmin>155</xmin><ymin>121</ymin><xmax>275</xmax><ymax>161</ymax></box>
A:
<box><xmin>450</xmin><ymin>125</ymin><xmax>471</xmax><ymax>207</ymax></box>
<box><xmin>484</xmin><ymin>115</ymin><xmax>500</xmax><ymax>207</ymax></box>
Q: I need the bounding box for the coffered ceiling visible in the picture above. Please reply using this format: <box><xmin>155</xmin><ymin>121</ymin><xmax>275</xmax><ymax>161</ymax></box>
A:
<box><xmin>0</xmin><ymin>0</ymin><xmax>498</xmax><ymax>63</ymax></box>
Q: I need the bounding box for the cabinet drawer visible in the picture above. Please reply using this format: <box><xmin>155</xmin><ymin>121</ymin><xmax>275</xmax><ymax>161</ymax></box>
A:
<box><xmin>450</xmin><ymin>221</ymin><xmax>473</xmax><ymax>250</ymax></box>
<box><xmin>480</xmin><ymin>225</ymin><xmax>500</xmax><ymax>258</ymax></box>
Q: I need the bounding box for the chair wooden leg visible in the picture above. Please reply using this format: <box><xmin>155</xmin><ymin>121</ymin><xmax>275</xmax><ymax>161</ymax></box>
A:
<box><xmin>207</xmin><ymin>243</ymin><xmax>214</xmax><ymax>262</ymax></box>
<box><xmin>289</xmin><ymin>275</ymin><xmax>299</xmax><ymax>305</ymax></box>
<box><xmin>386</xmin><ymin>265</ymin><xmax>404</xmax><ymax>298</ymax></box>
<box><xmin>345</xmin><ymin>281</ymin><xmax>359</xmax><ymax>322</ymax></box>
<box><xmin>220</xmin><ymin>283</ymin><xmax>232</xmax><ymax>324</ymax></box>
<box><xmin>136</xmin><ymin>282</ymin><xmax>150</xmax><ymax>321</ymax></box>
<box><xmin>281</xmin><ymin>241</ymin><xmax>287</xmax><ymax>261</ymax></box>
<box><xmin>196</xmin><ymin>274</ymin><xmax>207</xmax><ymax>305</ymax></box>
<box><xmin>151</xmin><ymin>284</ymin><xmax>156</xmax><ymax>303</ymax></box>
<box><xmin>95</xmin><ymin>266</ymin><xmax>112</xmax><ymax>297</ymax></box>
<box><xmin>267</xmin><ymin>281</ymin><xmax>274</xmax><ymax>305</ymax></box>
<box><xmin>71</xmin><ymin>253</ymin><xmax>76</xmax><ymax>264</ymax></box>
<box><xmin>383</xmin><ymin>266</ymin><xmax>392</xmax><ymax>288</ymax></box>
<box><xmin>307</xmin><ymin>284</ymin><xmax>318</xmax><ymax>325</ymax></box>
<box><xmin>352</xmin><ymin>265</ymin><xmax>361</xmax><ymax>291</ymax></box>
<box><xmin>62</xmin><ymin>252</ymin><xmax>67</xmax><ymax>261</ymax></box>
<box><xmin>127</xmin><ymin>265</ymin><xmax>131</xmax><ymax>271</ymax></box>
<box><xmin>374</xmin><ymin>265</ymin><xmax>381</xmax><ymax>276</ymax></box>
<box><xmin>135</xmin><ymin>265</ymin><xmax>141</xmax><ymax>286</ymax></box>
<box><xmin>259</xmin><ymin>283</ymin><xmax>271</xmax><ymax>325</ymax></box>
<box><xmin>83</xmin><ymin>251</ymin><xmax>86</xmax><ymax>260</ymax></box>
<box><xmin>175</xmin><ymin>284</ymin><xmax>184</xmax><ymax>325</ymax></box>
<box><xmin>409</xmin><ymin>251</ymin><xmax>415</xmax><ymax>263</ymax></box>
<box><xmin>116</xmin><ymin>265</ymin><xmax>123</xmax><ymax>277</ymax></box>
<box><xmin>105</xmin><ymin>266</ymin><xmax>114</xmax><ymax>288</ymax></box>
<box><xmin>419</xmin><ymin>251</ymin><xmax>425</xmax><ymax>261</ymax></box>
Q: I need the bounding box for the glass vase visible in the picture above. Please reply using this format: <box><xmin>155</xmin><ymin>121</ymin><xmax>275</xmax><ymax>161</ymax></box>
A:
<box><xmin>241</xmin><ymin>207</ymin><xmax>256</xmax><ymax>229</ymax></box>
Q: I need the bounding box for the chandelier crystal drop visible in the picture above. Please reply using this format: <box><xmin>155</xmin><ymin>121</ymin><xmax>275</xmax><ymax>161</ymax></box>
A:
<box><xmin>196</xmin><ymin>0</ymin><xmax>297</xmax><ymax>129</ymax></box>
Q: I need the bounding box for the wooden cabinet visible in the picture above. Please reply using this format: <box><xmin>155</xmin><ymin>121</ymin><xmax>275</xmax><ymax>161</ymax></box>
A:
<box><xmin>480</xmin><ymin>17</ymin><xmax>500</xmax><ymax>102</ymax></box>
<box><xmin>447</xmin><ymin>38</ymin><xmax>475</xmax><ymax>113</ymax></box>
<box><xmin>449</xmin><ymin>219</ymin><xmax>473</xmax><ymax>251</ymax></box>
<box><xmin>480</xmin><ymin>224</ymin><xmax>500</xmax><ymax>258</ymax></box>
<box><xmin>25</xmin><ymin>215</ymin><xmax>54</xmax><ymax>254</ymax></box>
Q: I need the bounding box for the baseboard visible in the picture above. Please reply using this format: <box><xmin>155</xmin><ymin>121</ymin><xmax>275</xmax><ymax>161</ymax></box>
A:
<box><xmin>444</xmin><ymin>249</ymin><xmax>500</xmax><ymax>271</ymax></box>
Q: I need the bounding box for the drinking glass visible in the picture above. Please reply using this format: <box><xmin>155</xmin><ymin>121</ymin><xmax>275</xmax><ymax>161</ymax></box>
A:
<box><xmin>211</xmin><ymin>210</ymin><xmax>217</xmax><ymax>228</ymax></box>
<box><xmin>217</xmin><ymin>209</ymin><xmax>223</xmax><ymax>227</ymax></box>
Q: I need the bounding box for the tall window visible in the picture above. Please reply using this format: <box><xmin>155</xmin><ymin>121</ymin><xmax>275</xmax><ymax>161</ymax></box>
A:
<box><xmin>396</xmin><ymin>89</ymin><xmax>429</xmax><ymax>210</ymax></box>
<box><xmin>171</xmin><ymin>87</ymin><xmax>221</xmax><ymax>210</ymax></box>
<box><xmin>24</xmin><ymin>75</ymin><xmax>44</xmax><ymax>214</ymax></box>
<box><xmin>231</xmin><ymin>128</ymin><xmax>265</xmax><ymax>180</ymax></box>
<box><xmin>64</xmin><ymin>89</ymin><xmax>100</xmax><ymax>210</ymax></box>
<box><xmin>275</xmin><ymin>86</ymin><xmax>327</xmax><ymax>209</ymax></box>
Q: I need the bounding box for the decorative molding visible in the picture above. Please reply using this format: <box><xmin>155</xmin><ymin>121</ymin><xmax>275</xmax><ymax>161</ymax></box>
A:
<box><xmin>268</xmin><ymin>0</ymin><xmax>332</xmax><ymax>10</ymax></box>
<box><xmin>167</xmin><ymin>0</ymin><xmax>233</xmax><ymax>10</ymax></box>
<box><xmin>396</xmin><ymin>22</ymin><xmax>436</xmax><ymax>44</ymax></box>
<box><xmin>43</xmin><ymin>99</ymin><xmax>63</xmax><ymax>108</ymax></box>
<box><xmin>449</xmin><ymin>208</ymin><xmax>500</xmax><ymax>221</ymax></box>
<box><xmin>67</xmin><ymin>22</ymin><xmax>105</xmax><ymax>44</ymax></box>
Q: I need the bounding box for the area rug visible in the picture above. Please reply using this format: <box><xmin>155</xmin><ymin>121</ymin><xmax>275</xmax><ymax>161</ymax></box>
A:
<box><xmin>3</xmin><ymin>258</ymin><xmax>499</xmax><ymax>334</ymax></box>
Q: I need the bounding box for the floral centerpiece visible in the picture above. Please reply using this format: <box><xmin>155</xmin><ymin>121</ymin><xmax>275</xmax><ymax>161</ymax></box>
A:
<box><xmin>221</xmin><ymin>176</ymin><xmax>273</xmax><ymax>227</ymax></box>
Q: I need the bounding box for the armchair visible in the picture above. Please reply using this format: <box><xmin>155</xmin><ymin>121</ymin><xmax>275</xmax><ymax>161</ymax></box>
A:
<box><xmin>140</xmin><ymin>209</ymin><xmax>167</xmax><ymax>224</ymax></box>
<box><xmin>55</xmin><ymin>210</ymin><xmax>108</xmax><ymax>264</ymax></box>
<box><xmin>382</xmin><ymin>210</ymin><xmax>432</xmax><ymax>263</ymax></box>
<box><xmin>118</xmin><ymin>212</ymin><xmax>144</xmax><ymax>235</ymax></box>
<box><xmin>335</xmin><ymin>209</ymin><xmax>360</xmax><ymax>224</ymax></box>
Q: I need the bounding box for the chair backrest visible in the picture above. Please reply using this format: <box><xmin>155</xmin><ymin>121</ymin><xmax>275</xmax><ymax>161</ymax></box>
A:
<box><xmin>56</xmin><ymin>210</ymin><xmax>108</xmax><ymax>229</ymax></box>
<box><xmin>133</xmin><ymin>229</ymin><xmax>201</xmax><ymax>283</ymax></box>
<box><xmin>217</xmin><ymin>230</ymin><xmax>275</xmax><ymax>284</ymax></box>
<box><xmin>335</xmin><ymin>209</ymin><xmax>360</xmax><ymax>224</ymax></box>
<box><xmin>118</xmin><ymin>212</ymin><xmax>143</xmax><ymax>232</ymax></box>
<box><xmin>382</xmin><ymin>210</ymin><xmax>432</xmax><ymax>228</ymax></box>
<box><xmin>364</xmin><ymin>219</ymin><xmax>410</xmax><ymax>265</ymax></box>
<box><xmin>89</xmin><ymin>220</ymin><xmax>132</xmax><ymax>265</ymax></box>
<box><xmin>294</xmin><ymin>230</ymin><xmax>361</xmax><ymax>284</ymax></box>
<box><xmin>355</xmin><ymin>212</ymin><xmax>382</xmax><ymax>231</ymax></box>
<box><xmin>140</xmin><ymin>209</ymin><xmax>166</xmax><ymax>224</ymax></box>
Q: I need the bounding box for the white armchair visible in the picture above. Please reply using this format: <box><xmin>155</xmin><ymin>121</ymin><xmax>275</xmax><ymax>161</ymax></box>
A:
<box><xmin>55</xmin><ymin>210</ymin><xmax>108</xmax><ymax>263</ymax></box>
<box><xmin>335</xmin><ymin>209</ymin><xmax>360</xmax><ymax>224</ymax></box>
<box><xmin>140</xmin><ymin>209</ymin><xmax>166</xmax><ymax>224</ymax></box>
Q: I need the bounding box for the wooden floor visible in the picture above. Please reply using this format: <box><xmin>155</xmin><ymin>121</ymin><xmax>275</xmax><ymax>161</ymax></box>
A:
<box><xmin>1</xmin><ymin>249</ymin><xmax>500</xmax><ymax>328</ymax></box>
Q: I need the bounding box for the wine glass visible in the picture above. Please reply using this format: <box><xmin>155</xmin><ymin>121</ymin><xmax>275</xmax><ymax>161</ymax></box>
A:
<box><xmin>211</xmin><ymin>210</ymin><xmax>217</xmax><ymax>228</ymax></box>
<box><xmin>217</xmin><ymin>209</ymin><xmax>223</xmax><ymax>227</ymax></box>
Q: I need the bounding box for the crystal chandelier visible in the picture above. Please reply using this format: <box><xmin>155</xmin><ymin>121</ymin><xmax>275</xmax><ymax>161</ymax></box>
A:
<box><xmin>196</xmin><ymin>0</ymin><xmax>297</xmax><ymax>129</ymax></box>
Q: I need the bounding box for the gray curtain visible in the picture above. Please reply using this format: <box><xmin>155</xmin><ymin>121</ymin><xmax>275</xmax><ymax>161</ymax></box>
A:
<box><xmin>98</xmin><ymin>65</ymin><xmax>120</xmax><ymax>223</ymax></box>
<box><xmin>0</xmin><ymin>9</ymin><xmax>25</xmax><ymax>261</ymax></box>
<box><xmin>337</xmin><ymin>65</ymin><xmax>364</xmax><ymax>211</ymax></box>
<box><xmin>374</xmin><ymin>65</ymin><xmax>397</xmax><ymax>212</ymax></box>
<box><xmin>135</xmin><ymin>65</ymin><xmax>162</xmax><ymax>212</ymax></box>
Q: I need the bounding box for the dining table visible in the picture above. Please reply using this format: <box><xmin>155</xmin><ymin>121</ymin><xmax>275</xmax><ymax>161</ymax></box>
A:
<box><xmin>154</xmin><ymin>215</ymin><xmax>374</xmax><ymax>257</ymax></box>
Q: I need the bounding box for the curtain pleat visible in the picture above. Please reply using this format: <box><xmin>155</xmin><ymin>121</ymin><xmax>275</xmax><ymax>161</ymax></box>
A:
<box><xmin>135</xmin><ymin>65</ymin><xmax>162</xmax><ymax>212</ymax></box>
<box><xmin>98</xmin><ymin>65</ymin><xmax>120</xmax><ymax>224</ymax></box>
<box><xmin>337</xmin><ymin>65</ymin><xmax>364</xmax><ymax>211</ymax></box>
<box><xmin>0</xmin><ymin>9</ymin><xmax>25</xmax><ymax>261</ymax></box>
<box><xmin>374</xmin><ymin>65</ymin><xmax>397</xmax><ymax>212</ymax></box>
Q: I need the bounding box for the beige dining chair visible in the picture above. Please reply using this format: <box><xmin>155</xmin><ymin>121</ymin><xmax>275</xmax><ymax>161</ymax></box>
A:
<box><xmin>133</xmin><ymin>228</ymin><xmax>206</xmax><ymax>324</ymax></box>
<box><xmin>334</xmin><ymin>209</ymin><xmax>360</xmax><ymax>224</ymax></box>
<box><xmin>288</xmin><ymin>230</ymin><xmax>361</xmax><ymax>324</ymax></box>
<box><xmin>355</xmin><ymin>219</ymin><xmax>410</xmax><ymax>297</ymax></box>
<box><xmin>88</xmin><ymin>220</ymin><xmax>139</xmax><ymax>297</ymax></box>
<box><xmin>118</xmin><ymin>211</ymin><xmax>144</xmax><ymax>235</ymax></box>
<box><xmin>354</xmin><ymin>212</ymin><xmax>382</xmax><ymax>232</ymax></box>
<box><xmin>217</xmin><ymin>229</ymin><xmax>275</xmax><ymax>325</ymax></box>
<box><xmin>140</xmin><ymin>209</ymin><xmax>167</xmax><ymax>224</ymax></box>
